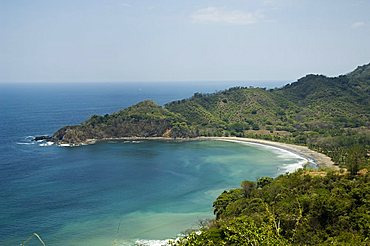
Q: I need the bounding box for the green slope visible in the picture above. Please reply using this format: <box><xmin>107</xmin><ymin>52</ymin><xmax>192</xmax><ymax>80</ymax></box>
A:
<box><xmin>53</xmin><ymin>100</ymin><xmax>194</xmax><ymax>143</ymax></box>
<box><xmin>52</xmin><ymin>63</ymin><xmax>370</xmax><ymax>168</ymax></box>
<box><xmin>165</xmin><ymin>87</ymin><xmax>302</xmax><ymax>136</ymax></box>
<box><xmin>165</xmin><ymin>65</ymin><xmax>370</xmax><ymax>133</ymax></box>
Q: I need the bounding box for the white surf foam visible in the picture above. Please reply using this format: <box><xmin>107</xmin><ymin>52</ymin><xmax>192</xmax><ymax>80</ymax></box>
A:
<box><xmin>278</xmin><ymin>159</ymin><xmax>308</xmax><ymax>174</ymax></box>
<box><xmin>123</xmin><ymin>140</ymin><xmax>143</xmax><ymax>144</ymax></box>
<box><xmin>217</xmin><ymin>139</ymin><xmax>308</xmax><ymax>173</ymax></box>
<box><xmin>134</xmin><ymin>239</ymin><xmax>171</xmax><ymax>246</ymax></box>
<box><xmin>17</xmin><ymin>136</ymin><xmax>36</xmax><ymax>145</ymax></box>
<box><xmin>59</xmin><ymin>143</ymin><xmax>71</xmax><ymax>147</ymax></box>
<box><xmin>18</xmin><ymin>136</ymin><xmax>56</xmax><ymax>147</ymax></box>
<box><xmin>39</xmin><ymin>141</ymin><xmax>54</xmax><ymax>147</ymax></box>
<box><xmin>117</xmin><ymin>237</ymin><xmax>186</xmax><ymax>246</ymax></box>
<box><xmin>16</xmin><ymin>142</ymin><xmax>35</xmax><ymax>145</ymax></box>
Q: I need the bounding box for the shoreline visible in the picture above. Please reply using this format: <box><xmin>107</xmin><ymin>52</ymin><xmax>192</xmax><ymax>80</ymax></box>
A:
<box><xmin>56</xmin><ymin>136</ymin><xmax>338</xmax><ymax>170</ymax></box>
<box><xmin>201</xmin><ymin>137</ymin><xmax>338</xmax><ymax>171</ymax></box>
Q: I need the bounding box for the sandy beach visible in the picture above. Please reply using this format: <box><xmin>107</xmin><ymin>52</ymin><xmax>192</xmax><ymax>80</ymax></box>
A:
<box><xmin>200</xmin><ymin>137</ymin><xmax>338</xmax><ymax>170</ymax></box>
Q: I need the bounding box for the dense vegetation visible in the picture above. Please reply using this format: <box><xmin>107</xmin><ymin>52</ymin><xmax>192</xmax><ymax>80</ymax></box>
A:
<box><xmin>51</xmin><ymin>63</ymin><xmax>370</xmax><ymax>244</ymax></box>
<box><xmin>53</xmin><ymin>100</ymin><xmax>196</xmax><ymax>143</ymax></box>
<box><xmin>53</xmin><ymin>63</ymin><xmax>370</xmax><ymax>170</ymax></box>
<box><xmin>173</xmin><ymin>170</ymin><xmax>370</xmax><ymax>245</ymax></box>
<box><xmin>166</xmin><ymin>64</ymin><xmax>369</xmax><ymax>135</ymax></box>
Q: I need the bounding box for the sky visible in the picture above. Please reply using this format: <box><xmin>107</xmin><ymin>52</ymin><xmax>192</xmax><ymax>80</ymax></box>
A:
<box><xmin>1</xmin><ymin>0</ymin><xmax>370</xmax><ymax>83</ymax></box>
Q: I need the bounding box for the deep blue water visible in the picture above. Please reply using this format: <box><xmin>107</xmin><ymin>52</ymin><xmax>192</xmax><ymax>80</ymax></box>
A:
<box><xmin>0</xmin><ymin>82</ymin><xmax>302</xmax><ymax>245</ymax></box>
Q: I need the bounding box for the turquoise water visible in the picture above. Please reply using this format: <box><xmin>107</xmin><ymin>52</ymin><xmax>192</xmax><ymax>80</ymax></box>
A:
<box><xmin>3</xmin><ymin>140</ymin><xmax>304</xmax><ymax>245</ymax></box>
<box><xmin>0</xmin><ymin>83</ymin><xmax>303</xmax><ymax>245</ymax></box>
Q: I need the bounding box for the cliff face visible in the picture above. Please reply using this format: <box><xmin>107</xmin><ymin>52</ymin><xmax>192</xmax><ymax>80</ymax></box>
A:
<box><xmin>52</xmin><ymin>63</ymin><xmax>370</xmax><ymax>145</ymax></box>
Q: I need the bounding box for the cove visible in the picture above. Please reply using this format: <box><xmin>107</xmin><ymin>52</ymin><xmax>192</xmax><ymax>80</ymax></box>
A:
<box><xmin>2</xmin><ymin>139</ymin><xmax>306</xmax><ymax>246</ymax></box>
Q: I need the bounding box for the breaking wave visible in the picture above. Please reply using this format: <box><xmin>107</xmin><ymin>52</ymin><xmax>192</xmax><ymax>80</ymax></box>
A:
<box><xmin>218</xmin><ymin>139</ymin><xmax>309</xmax><ymax>174</ymax></box>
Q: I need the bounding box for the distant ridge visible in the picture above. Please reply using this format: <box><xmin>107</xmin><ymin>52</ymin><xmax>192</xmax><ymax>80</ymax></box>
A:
<box><xmin>50</xmin><ymin>63</ymin><xmax>369</xmax><ymax>146</ymax></box>
<box><xmin>347</xmin><ymin>62</ymin><xmax>370</xmax><ymax>80</ymax></box>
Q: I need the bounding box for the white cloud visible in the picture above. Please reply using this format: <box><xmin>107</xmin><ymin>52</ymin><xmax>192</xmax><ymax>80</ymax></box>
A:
<box><xmin>191</xmin><ymin>7</ymin><xmax>264</xmax><ymax>25</ymax></box>
<box><xmin>120</xmin><ymin>3</ymin><xmax>131</xmax><ymax>7</ymax></box>
<box><xmin>263</xmin><ymin>0</ymin><xmax>276</xmax><ymax>7</ymax></box>
<box><xmin>118</xmin><ymin>0</ymin><xmax>131</xmax><ymax>8</ymax></box>
<box><xmin>351</xmin><ymin>21</ymin><xmax>366</xmax><ymax>29</ymax></box>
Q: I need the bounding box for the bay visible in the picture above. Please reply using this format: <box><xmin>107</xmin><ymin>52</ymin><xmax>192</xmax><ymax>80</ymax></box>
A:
<box><xmin>0</xmin><ymin>82</ymin><xmax>302</xmax><ymax>245</ymax></box>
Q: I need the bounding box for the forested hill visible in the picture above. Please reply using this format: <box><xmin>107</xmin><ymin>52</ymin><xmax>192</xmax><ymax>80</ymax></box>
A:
<box><xmin>166</xmin><ymin>63</ymin><xmax>370</xmax><ymax>134</ymax></box>
<box><xmin>52</xmin><ymin>63</ymin><xmax>370</xmax><ymax>168</ymax></box>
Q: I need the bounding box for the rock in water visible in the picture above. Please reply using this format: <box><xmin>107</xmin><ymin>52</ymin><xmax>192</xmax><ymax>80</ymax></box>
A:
<box><xmin>34</xmin><ymin>135</ymin><xmax>52</xmax><ymax>141</ymax></box>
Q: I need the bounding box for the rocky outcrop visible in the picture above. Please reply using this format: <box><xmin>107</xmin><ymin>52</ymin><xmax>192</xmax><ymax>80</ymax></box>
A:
<box><xmin>33</xmin><ymin>135</ymin><xmax>53</xmax><ymax>141</ymax></box>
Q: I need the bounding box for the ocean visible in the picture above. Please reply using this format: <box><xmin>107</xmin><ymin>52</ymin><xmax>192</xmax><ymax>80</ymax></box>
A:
<box><xmin>0</xmin><ymin>82</ymin><xmax>304</xmax><ymax>245</ymax></box>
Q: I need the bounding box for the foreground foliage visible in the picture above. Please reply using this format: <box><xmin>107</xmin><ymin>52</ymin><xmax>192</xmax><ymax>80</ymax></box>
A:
<box><xmin>175</xmin><ymin>170</ymin><xmax>370</xmax><ymax>245</ymax></box>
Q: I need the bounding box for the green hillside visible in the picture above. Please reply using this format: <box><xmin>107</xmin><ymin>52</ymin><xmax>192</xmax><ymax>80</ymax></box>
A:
<box><xmin>165</xmin><ymin>87</ymin><xmax>298</xmax><ymax>135</ymax></box>
<box><xmin>52</xmin><ymin>63</ymin><xmax>370</xmax><ymax>169</ymax></box>
<box><xmin>53</xmin><ymin>100</ymin><xmax>195</xmax><ymax>143</ymax></box>
<box><xmin>166</xmin><ymin>65</ymin><xmax>370</xmax><ymax>134</ymax></box>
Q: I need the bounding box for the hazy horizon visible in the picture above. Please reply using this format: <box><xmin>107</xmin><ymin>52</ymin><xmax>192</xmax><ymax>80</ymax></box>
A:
<box><xmin>1</xmin><ymin>0</ymin><xmax>369</xmax><ymax>83</ymax></box>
